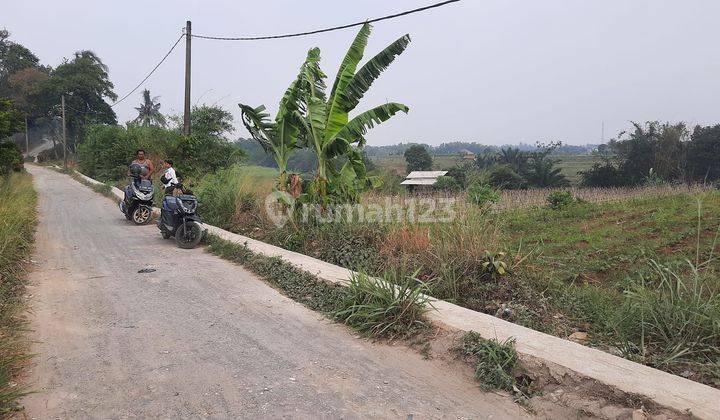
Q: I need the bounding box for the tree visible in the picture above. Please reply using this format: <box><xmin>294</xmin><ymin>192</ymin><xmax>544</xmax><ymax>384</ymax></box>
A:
<box><xmin>580</xmin><ymin>159</ymin><xmax>626</xmax><ymax>187</ymax></box>
<box><xmin>0</xmin><ymin>29</ymin><xmax>40</xmax><ymax>90</ymax></box>
<box><xmin>404</xmin><ymin>144</ymin><xmax>432</xmax><ymax>172</ymax></box>
<box><xmin>190</xmin><ymin>104</ymin><xmax>233</xmax><ymax>138</ymax></box>
<box><xmin>41</xmin><ymin>50</ymin><xmax>117</xmax><ymax>148</ymax></box>
<box><xmin>498</xmin><ymin>147</ymin><xmax>528</xmax><ymax>174</ymax></box>
<box><xmin>0</xmin><ymin>141</ymin><xmax>23</xmax><ymax>174</ymax></box>
<box><xmin>239</xmin><ymin>56</ymin><xmax>309</xmax><ymax>191</ymax></box>
<box><xmin>488</xmin><ymin>165</ymin><xmax>524</xmax><ymax>189</ymax></box>
<box><xmin>299</xmin><ymin>23</ymin><xmax>410</xmax><ymax>203</ymax></box>
<box><xmin>524</xmin><ymin>142</ymin><xmax>568</xmax><ymax>188</ymax></box>
<box><xmin>612</xmin><ymin>121</ymin><xmax>686</xmax><ymax>184</ymax></box>
<box><xmin>686</xmin><ymin>124</ymin><xmax>720</xmax><ymax>182</ymax></box>
<box><xmin>0</xmin><ymin>98</ymin><xmax>23</xmax><ymax>139</ymax></box>
<box><xmin>132</xmin><ymin>89</ymin><xmax>166</xmax><ymax>127</ymax></box>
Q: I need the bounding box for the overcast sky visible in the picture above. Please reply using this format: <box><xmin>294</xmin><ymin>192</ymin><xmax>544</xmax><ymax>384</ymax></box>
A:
<box><xmin>5</xmin><ymin>1</ymin><xmax>720</xmax><ymax>146</ymax></box>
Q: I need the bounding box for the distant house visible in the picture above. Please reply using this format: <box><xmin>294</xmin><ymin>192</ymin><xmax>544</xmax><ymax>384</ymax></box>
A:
<box><xmin>400</xmin><ymin>171</ymin><xmax>449</xmax><ymax>189</ymax></box>
<box><xmin>459</xmin><ymin>149</ymin><xmax>476</xmax><ymax>161</ymax></box>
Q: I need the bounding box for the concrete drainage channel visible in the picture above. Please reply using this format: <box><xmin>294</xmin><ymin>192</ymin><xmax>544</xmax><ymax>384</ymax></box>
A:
<box><xmin>61</xmin><ymin>166</ymin><xmax>720</xmax><ymax>419</ymax></box>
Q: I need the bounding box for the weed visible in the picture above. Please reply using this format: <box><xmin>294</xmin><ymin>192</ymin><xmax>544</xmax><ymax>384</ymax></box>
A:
<box><xmin>454</xmin><ymin>332</ymin><xmax>529</xmax><ymax>395</ymax></box>
<box><xmin>333</xmin><ymin>270</ymin><xmax>432</xmax><ymax>339</ymax></box>
<box><xmin>0</xmin><ymin>172</ymin><xmax>37</xmax><ymax>414</ymax></box>
<box><xmin>613</xmin><ymin>260</ymin><xmax>720</xmax><ymax>381</ymax></box>
<box><xmin>467</xmin><ymin>182</ymin><xmax>500</xmax><ymax>206</ymax></box>
<box><xmin>547</xmin><ymin>190</ymin><xmax>575</xmax><ymax>209</ymax></box>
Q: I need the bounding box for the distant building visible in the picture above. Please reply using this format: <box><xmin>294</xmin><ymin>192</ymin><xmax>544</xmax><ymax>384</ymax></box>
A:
<box><xmin>459</xmin><ymin>149</ymin><xmax>476</xmax><ymax>161</ymax></box>
<box><xmin>401</xmin><ymin>171</ymin><xmax>449</xmax><ymax>188</ymax></box>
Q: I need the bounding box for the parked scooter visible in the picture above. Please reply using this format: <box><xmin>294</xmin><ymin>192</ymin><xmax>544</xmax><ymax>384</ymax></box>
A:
<box><xmin>119</xmin><ymin>163</ymin><xmax>154</xmax><ymax>225</ymax></box>
<box><xmin>157</xmin><ymin>184</ymin><xmax>203</xmax><ymax>248</ymax></box>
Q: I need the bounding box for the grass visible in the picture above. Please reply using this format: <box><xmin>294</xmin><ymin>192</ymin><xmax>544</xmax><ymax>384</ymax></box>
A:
<box><xmin>454</xmin><ymin>332</ymin><xmax>528</xmax><ymax>397</ymax></box>
<box><xmin>0</xmin><ymin>171</ymin><xmax>38</xmax><ymax>414</ymax></box>
<box><xmin>333</xmin><ymin>270</ymin><xmax>432</xmax><ymax>339</ymax></box>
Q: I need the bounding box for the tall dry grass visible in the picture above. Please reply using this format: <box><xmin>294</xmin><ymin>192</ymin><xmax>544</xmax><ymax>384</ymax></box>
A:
<box><xmin>0</xmin><ymin>171</ymin><xmax>37</xmax><ymax>414</ymax></box>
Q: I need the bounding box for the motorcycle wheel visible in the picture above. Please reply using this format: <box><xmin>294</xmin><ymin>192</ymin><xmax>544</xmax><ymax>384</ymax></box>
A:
<box><xmin>175</xmin><ymin>222</ymin><xmax>203</xmax><ymax>249</ymax></box>
<box><xmin>161</xmin><ymin>230</ymin><xmax>172</xmax><ymax>239</ymax></box>
<box><xmin>132</xmin><ymin>205</ymin><xmax>152</xmax><ymax>225</ymax></box>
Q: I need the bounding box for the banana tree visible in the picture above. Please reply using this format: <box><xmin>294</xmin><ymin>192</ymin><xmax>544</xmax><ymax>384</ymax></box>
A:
<box><xmin>238</xmin><ymin>56</ymin><xmax>311</xmax><ymax>191</ymax></box>
<box><xmin>300</xmin><ymin>23</ymin><xmax>411</xmax><ymax>202</ymax></box>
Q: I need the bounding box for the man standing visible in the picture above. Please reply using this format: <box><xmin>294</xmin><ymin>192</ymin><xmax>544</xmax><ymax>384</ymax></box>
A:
<box><xmin>132</xmin><ymin>149</ymin><xmax>154</xmax><ymax>180</ymax></box>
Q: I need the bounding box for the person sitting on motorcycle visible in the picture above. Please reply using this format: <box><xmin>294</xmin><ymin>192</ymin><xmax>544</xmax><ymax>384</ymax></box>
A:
<box><xmin>131</xmin><ymin>149</ymin><xmax>154</xmax><ymax>180</ymax></box>
<box><xmin>160</xmin><ymin>159</ymin><xmax>179</xmax><ymax>195</ymax></box>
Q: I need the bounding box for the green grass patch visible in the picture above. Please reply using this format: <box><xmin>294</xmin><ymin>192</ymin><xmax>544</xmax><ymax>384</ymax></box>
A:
<box><xmin>333</xmin><ymin>270</ymin><xmax>432</xmax><ymax>339</ymax></box>
<box><xmin>0</xmin><ymin>171</ymin><xmax>38</xmax><ymax>414</ymax></box>
<box><xmin>454</xmin><ymin>332</ymin><xmax>530</xmax><ymax>398</ymax></box>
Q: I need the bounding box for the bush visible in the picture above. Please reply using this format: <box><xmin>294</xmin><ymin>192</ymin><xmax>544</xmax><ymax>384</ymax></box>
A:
<box><xmin>580</xmin><ymin>161</ymin><xmax>627</xmax><ymax>187</ymax></box>
<box><xmin>488</xmin><ymin>165</ymin><xmax>524</xmax><ymax>189</ymax></box>
<box><xmin>466</xmin><ymin>182</ymin><xmax>500</xmax><ymax>206</ymax></box>
<box><xmin>434</xmin><ymin>175</ymin><xmax>460</xmax><ymax>191</ymax></box>
<box><xmin>444</xmin><ymin>166</ymin><xmax>468</xmax><ymax>188</ymax></box>
<box><xmin>0</xmin><ymin>142</ymin><xmax>23</xmax><ymax>175</ymax></box>
<box><xmin>333</xmin><ymin>270</ymin><xmax>431</xmax><ymax>339</ymax></box>
<box><xmin>546</xmin><ymin>190</ymin><xmax>574</xmax><ymax>209</ymax></box>
<box><xmin>77</xmin><ymin>124</ymin><xmax>243</xmax><ymax>182</ymax></box>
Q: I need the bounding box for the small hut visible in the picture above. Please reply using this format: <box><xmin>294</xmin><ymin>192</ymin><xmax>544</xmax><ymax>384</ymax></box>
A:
<box><xmin>401</xmin><ymin>171</ymin><xmax>448</xmax><ymax>191</ymax></box>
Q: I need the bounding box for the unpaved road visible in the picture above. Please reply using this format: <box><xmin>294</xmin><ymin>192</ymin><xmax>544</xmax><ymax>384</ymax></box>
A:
<box><xmin>23</xmin><ymin>165</ymin><xmax>530</xmax><ymax>419</ymax></box>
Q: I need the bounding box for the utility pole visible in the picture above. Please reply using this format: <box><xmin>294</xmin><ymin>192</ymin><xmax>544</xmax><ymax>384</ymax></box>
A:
<box><xmin>183</xmin><ymin>20</ymin><xmax>192</xmax><ymax>136</ymax></box>
<box><xmin>61</xmin><ymin>95</ymin><xmax>67</xmax><ymax>170</ymax></box>
<box><xmin>24</xmin><ymin>117</ymin><xmax>29</xmax><ymax>157</ymax></box>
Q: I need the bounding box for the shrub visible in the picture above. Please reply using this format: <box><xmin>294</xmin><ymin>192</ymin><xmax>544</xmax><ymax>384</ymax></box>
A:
<box><xmin>0</xmin><ymin>142</ymin><xmax>23</xmax><ymax>175</ymax></box>
<box><xmin>546</xmin><ymin>190</ymin><xmax>574</xmax><ymax>209</ymax></box>
<box><xmin>488</xmin><ymin>165</ymin><xmax>524</xmax><ymax>189</ymax></box>
<box><xmin>333</xmin><ymin>270</ymin><xmax>432</xmax><ymax>339</ymax></box>
<box><xmin>444</xmin><ymin>166</ymin><xmax>468</xmax><ymax>188</ymax></box>
<box><xmin>434</xmin><ymin>175</ymin><xmax>460</xmax><ymax>191</ymax></box>
<box><xmin>466</xmin><ymin>182</ymin><xmax>500</xmax><ymax>206</ymax></box>
<box><xmin>580</xmin><ymin>161</ymin><xmax>626</xmax><ymax>187</ymax></box>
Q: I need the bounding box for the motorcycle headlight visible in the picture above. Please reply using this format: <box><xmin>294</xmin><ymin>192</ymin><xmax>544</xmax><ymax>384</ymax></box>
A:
<box><xmin>180</xmin><ymin>199</ymin><xmax>196</xmax><ymax>214</ymax></box>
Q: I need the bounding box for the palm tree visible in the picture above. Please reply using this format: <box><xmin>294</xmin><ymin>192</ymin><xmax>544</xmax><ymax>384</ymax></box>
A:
<box><xmin>300</xmin><ymin>23</ymin><xmax>410</xmax><ymax>202</ymax></box>
<box><xmin>526</xmin><ymin>154</ymin><xmax>569</xmax><ymax>188</ymax></box>
<box><xmin>239</xmin><ymin>58</ymin><xmax>310</xmax><ymax>191</ymax></box>
<box><xmin>133</xmin><ymin>89</ymin><xmax>166</xmax><ymax>127</ymax></box>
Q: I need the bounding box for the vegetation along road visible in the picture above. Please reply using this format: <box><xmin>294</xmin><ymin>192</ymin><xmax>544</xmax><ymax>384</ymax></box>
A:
<box><xmin>21</xmin><ymin>165</ymin><xmax>537</xmax><ymax>418</ymax></box>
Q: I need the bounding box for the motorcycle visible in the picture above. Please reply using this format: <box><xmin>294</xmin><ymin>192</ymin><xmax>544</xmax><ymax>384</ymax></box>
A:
<box><xmin>157</xmin><ymin>185</ymin><xmax>204</xmax><ymax>249</ymax></box>
<box><xmin>119</xmin><ymin>163</ymin><xmax>154</xmax><ymax>225</ymax></box>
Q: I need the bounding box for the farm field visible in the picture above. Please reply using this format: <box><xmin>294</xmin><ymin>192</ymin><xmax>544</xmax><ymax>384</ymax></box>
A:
<box><xmin>199</xmin><ymin>163</ymin><xmax>720</xmax><ymax>388</ymax></box>
<box><xmin>371</xmin><ymin>153</ymin><xmax>601</xmax><ymax>184</ymax></box>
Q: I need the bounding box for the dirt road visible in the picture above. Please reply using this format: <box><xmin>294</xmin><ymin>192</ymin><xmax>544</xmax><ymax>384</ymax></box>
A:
<box><xmin>22</xmin><ymin>166</ymin><xmax>530</xmax><ymax>419</ymax></box>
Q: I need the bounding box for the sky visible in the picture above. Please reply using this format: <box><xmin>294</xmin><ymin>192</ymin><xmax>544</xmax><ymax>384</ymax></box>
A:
<box><xmin>5</xmin><ymin>0</ymin><xmax>720</xmax><ymax>146</ymax></box>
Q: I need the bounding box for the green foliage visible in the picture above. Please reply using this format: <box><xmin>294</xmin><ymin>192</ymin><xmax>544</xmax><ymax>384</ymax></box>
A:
<box><xmin>41</xmin><ymin>51</ymin><xmax>117</xmax><ymax>147</ymax></box>
<box><xmin>687</xmin><ymin>124</ymin><xmax>720</xmax><ymax>182</ymax></box>
<box><xmin>467</xmin><ymin>182</ymin><xmax>500</xmax><ymax>206</ymax></box>
<box><xmin>481</xmin><ymin>250</ymin><xmax>509</xmax><ymax>276</ymax></box>
<box><xmin>546</xmin><ymin>190</ymin><xmax>574</xmax><ymax>209</ymax></box>
<box><xmin>0</xmin><ymin>29</ymin><xmax>40</xmax><ymax>88</ymax></box>
<box><xmin>444</xmin><ymin>166</ymin><xmax>468</xmax><ymax>188</ymax></box>
<box><xmin>488</xmin><ymin>165</ymin><xmax>524</xmax><ymax>189</ymax></box>
<box><xmin>132</xmin><ymin>89</ymin><xmax>166</xmax><ymax>127</ymax></box>
<box><xmin>404</xmin><ymin>144</ymin><xmax>432</xmax><ymax>172</ymax></box>
<box><xmin>189</xmin><ymin>104</ymin><xmax>234</xmax><ymax>138</ymax></box>
<box><xmin>0</xmin><ymin>98</ymin><xmax>23</xmax><ymax>140</ymax></box>
<box><xmin>333</xmin><ymin>270</ymin><xmax>431</xmax><ymax>339</ymax></box>
<box><xmin>455</xmin><ymin>332</ymin><xmax>522</xmax><ymax>393</ymax></box>
<box><xmin>613</xmin><ymin>260</ymin><xmax>720</xmax><ymax>374</ymax></box>
<box><xmin>0</xmin><ymin>172</ymin><xmax>37</xmax><ymax>413</ymax></box>
<box><xmin>0</xmin><ymin>141</ymin><xmax>22</xmax><ymax>175</ymax></box>
<box><xmin>77</xmin><ymin>123</ymin><xmax>241</xmax><ymax>182</ymax></box>
<box><xmin>580</xmin><ymin>159</ymin><xmax>626</xmax><ymax>187</ymax></box>
<box><xmin>434</xmin><ymin>175</ymin><xmax>460</xmax><ymax>191</ymax></box>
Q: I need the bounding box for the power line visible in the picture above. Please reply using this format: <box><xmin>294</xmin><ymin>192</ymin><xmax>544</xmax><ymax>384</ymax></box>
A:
<box><xmin>110</xmin><ymin>34</ymin><xmax>184</xmax><ymax>108</ymax></box>
<box><xmin>191</xmin><ymin>0</ymin><xmax>461</xmax><ymax>41</ymax></box>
